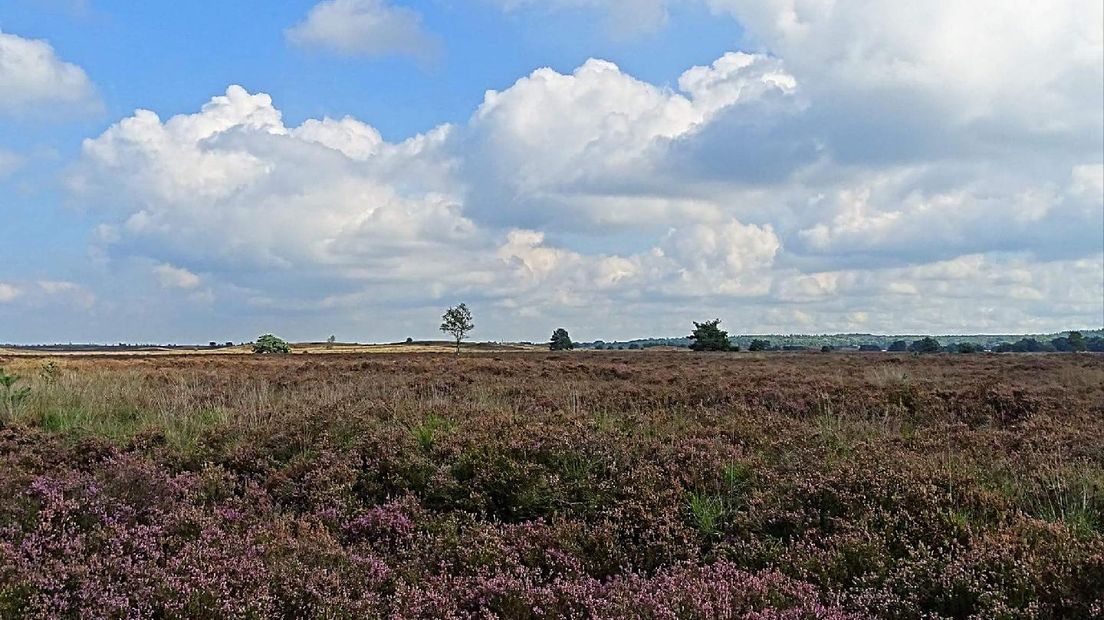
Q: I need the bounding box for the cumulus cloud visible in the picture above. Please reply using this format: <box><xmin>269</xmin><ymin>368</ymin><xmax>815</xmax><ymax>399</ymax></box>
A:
<box><xmin>705</xmin><ymin>0</ymin><xmax>1104</xmax><ymax>158</ymax></box>
<box><xmin>68</xmin><ymin>76</ymin><xmax>793</xmax><ymax>319</ymax></box>
<box><xmin>0</xmin><ymin>30</ymin><xmax>97</xmax><ymax>115</ymax></box>
<box><xmin>65</xmin><ymin>0</ymin><xmax>1104</xmax><ymax>339</ymax></box>
<box><xmin>462</xmin><ymin>53</ymin><xmax>795</xmax><ymax>230</ymax></box>
<box><xmin>286</xmin><ymin>0</ymin><xmax>440</xmax><ymax>61</ymax></box>
<box><xmin>71</xmin><ymin>86</ymin><xmax>483</xmax><ymax>305</ymax></box>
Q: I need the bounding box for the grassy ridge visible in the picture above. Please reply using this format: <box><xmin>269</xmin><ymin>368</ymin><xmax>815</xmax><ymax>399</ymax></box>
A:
<box><xmin>0</xmin><ymin>353</ymin><xmax>1102</xmax><ymax>618</ymax></box>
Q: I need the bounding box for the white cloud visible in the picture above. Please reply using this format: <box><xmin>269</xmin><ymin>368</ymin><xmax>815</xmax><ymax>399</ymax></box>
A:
<box><xmin>64</xmin><ymin>20</ymin><xmax>1103</xmax><ymax>339</ymax></box>
<box><xmin>37</xmin><ymin>281</ymin><xmax>96</xmax><ymax>309</ymax></box>
<box><xmin>0</xmin><ymin>283</ymin><xmax>21</xmax><ymax>303</ymax></box>
<box><xmin>0</xmin><ymin>29</ymin><xmax>96</xmax><ymax>115</ymax></box>
<box><xmin>677</xmin><ymin>52</ymin><xmax>796</xmax><ymax>116</ymax></box>
<box><xmin>462</xmin><ymin>53</ymin><xmax>795</xmax><ymax>230</ymax></box>
<box><xmin>286</xmin><ymin>0</ymin><xmax>440</xmax><ymax>61</ymax></box>
<box><xmin>71</xmin><ymin>86</ymin><xmax>482</xmax><ymax>300</ymax></box>
<box><xmin>154</xmin><ymin>263</ymin><xmax>202</xmax><ymax>289</ymax></box>
<box><xmin>706</xmin><ymin>0</ymin><xmax>1103</xmax><ymax>151</ymax></box>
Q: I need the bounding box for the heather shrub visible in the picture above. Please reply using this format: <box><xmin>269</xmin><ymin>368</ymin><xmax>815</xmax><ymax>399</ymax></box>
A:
<box><xmin>0</xmin><ymin>352</ymin><xmax>1100</xmax><ymax>617</ymax></box>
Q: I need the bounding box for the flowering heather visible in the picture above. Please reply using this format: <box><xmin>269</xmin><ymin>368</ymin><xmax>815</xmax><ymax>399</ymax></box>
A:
<box><xmin>0</xmin><ymin>352</ymin><xmax>1101</xmax><ymax>618</ymax></box>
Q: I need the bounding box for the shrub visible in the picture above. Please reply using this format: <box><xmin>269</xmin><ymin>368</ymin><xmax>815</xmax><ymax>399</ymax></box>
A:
<box><xmin>2</xmin><ymin>352</ymin><xmax>1101</xmax><ymax>617</ymax></box>
<box><xmin>252</xmin><ymin>334</ymin><xmax>291</xmax><ymax>354</ymax></box>
<box><xmin>39</xmin><ymin>361</ymin><xmax>61</xmax><ymax>385</ymax></box>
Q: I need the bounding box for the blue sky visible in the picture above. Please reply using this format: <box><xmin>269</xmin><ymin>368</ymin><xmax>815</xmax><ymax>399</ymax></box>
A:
<box><xmin>1</xmin><ymin>0</ymin><xmax>1101</xmax><ymax>344</ymax></box>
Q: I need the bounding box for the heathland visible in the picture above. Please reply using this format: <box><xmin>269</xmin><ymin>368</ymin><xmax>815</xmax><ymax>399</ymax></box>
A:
<box><xmin>0</xmin><ymin>352</ymin><xmax>1101</xmax><ymax>618</ymax></box>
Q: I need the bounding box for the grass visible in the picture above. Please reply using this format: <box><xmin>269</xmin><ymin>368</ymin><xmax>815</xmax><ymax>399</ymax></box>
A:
<box><xmin>688</xmin><ymin>491</ymin><xmax>727</xmax><ymax>537</ymax></box>
<box><xmin>1020</xmin><ymin>458</ymin><xmax>1104</xmax><ymax>535</ymax></box>
<box><xmin>409</xmin><ymin>414</ymin><xmax>450</xmax><ymax>452</ymax></box>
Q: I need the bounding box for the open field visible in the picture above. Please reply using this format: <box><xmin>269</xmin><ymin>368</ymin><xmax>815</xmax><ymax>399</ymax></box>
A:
<box><xmin>0</xmin><ymin>352</ymin><xmax>1102</xmax><ymax>618</ymax></box>
<box><xmin>0</xmin><ymin>341</ymin><xmax>546</xmax><ymax>357</ymax></box>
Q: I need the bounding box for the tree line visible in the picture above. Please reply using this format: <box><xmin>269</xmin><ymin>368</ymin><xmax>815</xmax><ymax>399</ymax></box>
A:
<box><xmin>247</xmin><ymin>307</ymin><xmax>1101</xmax><ymax>355</ymax></box>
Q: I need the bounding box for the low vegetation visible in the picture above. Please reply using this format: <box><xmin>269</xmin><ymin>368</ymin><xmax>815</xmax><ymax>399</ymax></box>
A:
<box><xmin>0</xmin><ymin>352</ymin><xmax>1101</xmax><ymax>618</ymax></box>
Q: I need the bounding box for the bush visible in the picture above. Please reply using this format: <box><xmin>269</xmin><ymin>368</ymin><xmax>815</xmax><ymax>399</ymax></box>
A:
<box><xmin>689</xmin><ymin>319</ymin><xmax>733</xmax><ymax>352</ymax></box>
<box><xmin>748</xmin><ymin>339</ymin><xmax>770</xmax><ymax>352</ymax></box>
<box><xmin>252</xmin><ymin>334</ymin><xmax>291</xmax><ymax>355</ymax></box>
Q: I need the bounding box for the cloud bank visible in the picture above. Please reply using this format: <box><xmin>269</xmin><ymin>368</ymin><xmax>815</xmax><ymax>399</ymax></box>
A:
<box><xmin>54</xmin><ymin>1</ymin><xmax>1104</xmax><ymax>340</ymax></box>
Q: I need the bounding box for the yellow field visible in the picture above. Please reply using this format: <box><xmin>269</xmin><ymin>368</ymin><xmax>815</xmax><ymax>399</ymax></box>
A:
<box><xmin>0</xmin><ymin>341</ymin><xmax>547</xmax><ymax>357</ymax></box>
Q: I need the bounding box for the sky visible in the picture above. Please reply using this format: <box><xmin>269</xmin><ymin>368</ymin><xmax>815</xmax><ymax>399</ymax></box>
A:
<box><xmin>0</xmin><ymin>0</ymin><xmax>1101</xmax><ymax>344</ymax></box>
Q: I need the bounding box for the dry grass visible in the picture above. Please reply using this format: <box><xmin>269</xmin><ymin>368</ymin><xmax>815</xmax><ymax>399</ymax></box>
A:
<box><xmin>0</xmin><ymin>341</ymin><xmax>547</xmax><ymax>357</ymax></box>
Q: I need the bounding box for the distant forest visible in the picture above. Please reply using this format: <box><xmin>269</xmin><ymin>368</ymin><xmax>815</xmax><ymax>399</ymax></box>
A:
<box><xmin>582</xmin><ymin>329</ymin><xmax>1104</xmax><ymax>352</ymax></box>
<box><xmin>4</xmin><ymin>329</ymin><xmax>1103</xmax><ymax>353</ymax></box>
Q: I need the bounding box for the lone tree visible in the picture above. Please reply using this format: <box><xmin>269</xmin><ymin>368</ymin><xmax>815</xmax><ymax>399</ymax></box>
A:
<box><xmin>326</xmin><ymin>335</ymin><xmax>337</xmax><ymax>349</ymax></box>
<box><xmin>252</xmin><ymin>334</ymin><xmax>291</xmax><ymax>355</ymax></box>
<box><xmin>689</xmin><ymin>319</ymin><xmax>734</xmax><ymax>352</ymax></box>
<box><xmin>440</xmin><ymin>303</ymin><xmax>474</xmax><ymax>355</ymax></box>
<box><xmin>550</xmin><ymin>328</ymin><xmax>574</xmax><ymax>351</ymax></box>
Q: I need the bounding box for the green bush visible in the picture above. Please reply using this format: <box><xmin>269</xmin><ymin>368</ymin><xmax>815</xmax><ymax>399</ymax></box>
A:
<box><xmin>689</xmin><ymin>319</ymin><xmax>734</xmax><ymax>352</ymax></box>
<box><xmin>252</xmin><ymin>334</ymin><xmax>291</xmax><ymax>354</ymax></box>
